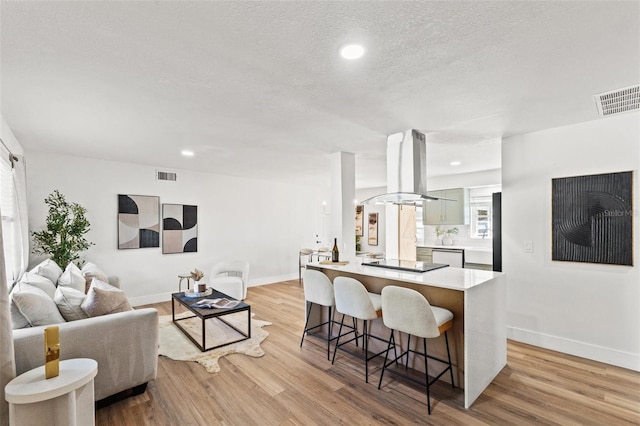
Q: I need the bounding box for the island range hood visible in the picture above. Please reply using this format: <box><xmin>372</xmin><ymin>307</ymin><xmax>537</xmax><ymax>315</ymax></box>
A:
<box><xmin>361</xmin><ymin>129</ymin><xmax>447</xmax><ymax>205</ymax></box>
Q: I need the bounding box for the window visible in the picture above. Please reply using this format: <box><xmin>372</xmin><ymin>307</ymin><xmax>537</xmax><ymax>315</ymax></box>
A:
<box><xmin>469</xmin><ymin>185</ymin><xmax>501</xmax><ymax>239</ymax></box>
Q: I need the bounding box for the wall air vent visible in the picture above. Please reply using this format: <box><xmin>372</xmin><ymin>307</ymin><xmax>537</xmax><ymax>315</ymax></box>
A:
<box><xmin>594</xmin><ymin>84</ymin><xmax>640</xmax><ymax>117</ymax></box>
<box><xmin>156</xmin><ymin>170</ymin><xmax>177</xmax><ymax>182</ymax></box>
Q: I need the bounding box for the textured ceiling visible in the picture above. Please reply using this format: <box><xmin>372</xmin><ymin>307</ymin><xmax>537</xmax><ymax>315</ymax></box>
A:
<box><xmin>1</xmin><ymin>1</ymin><xmax>639</xmax><ymax>188</ymax></box>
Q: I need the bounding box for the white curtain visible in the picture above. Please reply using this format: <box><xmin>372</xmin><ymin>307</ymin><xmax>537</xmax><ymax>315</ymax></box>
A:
<box><xmin>0</xmin><ymin>142</ymin><xmax>25</xmax><ymax>426</ymax></box>
<box><xmin>0</xmin><ymin>149</ymin><xmax>28</xmax><ymax>286</ymax></box>
<box><xmin>0</xmin><ymin>202</ymin><xmax>16</xmax><ymax>426</ymax></box>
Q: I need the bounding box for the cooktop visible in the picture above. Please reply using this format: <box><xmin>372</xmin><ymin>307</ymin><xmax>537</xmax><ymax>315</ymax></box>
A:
<box><xmin>361</xmin><ymin>259</ymin><xmax>449</xmax><ymax>273</ymax></box>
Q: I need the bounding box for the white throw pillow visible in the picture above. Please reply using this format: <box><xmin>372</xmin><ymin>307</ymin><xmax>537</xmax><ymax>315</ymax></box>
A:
<box><xmin>54</xmin><ymin>286</ymin><xmax>89</xmax><ymax>322</ymax></box>
<box><xmin>19</xmin><ymin>272</ymin><xmax>56</xmax><ymax>299</ymax></box>
<box><xmin>81</xmin><ymin>262</ymin><xmax>110</xmax><ymax>293</ymax></box>
<box><xmin>57</xmin><ymin>262</ymin><xmax>86</xmax><ymax>293</ymax></box>
<box><xmin>29</xmin><ymin>259</ymin><xmax>63</xmax><ymax>284</ymax></box>
<box><xmin>10</xmin><ymin>283</ymin><xmax>66</xmax><ymax>328</ymax></box>
<box><xmin>81</xmin><ymin>279</ymin><xmax>132</xmax><ymax>317</ymax></box>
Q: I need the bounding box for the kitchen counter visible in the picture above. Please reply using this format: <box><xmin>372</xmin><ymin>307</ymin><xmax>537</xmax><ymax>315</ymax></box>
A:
<box><xmin>307</xmin><ymin>261</ymin><xmax>506</xmax><ymax>409</ymax></box>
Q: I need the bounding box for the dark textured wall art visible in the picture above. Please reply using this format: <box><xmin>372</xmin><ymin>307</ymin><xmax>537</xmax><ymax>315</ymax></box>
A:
<box><xmin>162</xmin><ymin>204</ymin><xmax>198</xmax><ymax>254</ymax></box>
<box><xmin>118</xmin><ymin>195</ymin><xmax>160</xmax><ymax>249</ymax></box>
<box><xmin>552</xmin><ymin>171</ymin><xmax>633</xmax><ymax>266</ymax></box>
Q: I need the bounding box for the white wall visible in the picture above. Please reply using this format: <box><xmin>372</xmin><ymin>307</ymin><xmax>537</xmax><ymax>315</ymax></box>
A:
<box><xmin>502</xmin><ymin>111</ymin><xmax>640</xmax><ymax>371</ymax></box>
<box><xmin>26</xmin><ymin>152</ymin><xmax>328</xmax><ymax>305</ymax></box>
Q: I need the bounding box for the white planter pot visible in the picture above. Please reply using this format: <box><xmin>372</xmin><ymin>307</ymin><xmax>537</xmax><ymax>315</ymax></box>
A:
<box><xmin>442</xmin><ymin>236</ymin><xmax>453</xmax><ymax>246</ymax></box>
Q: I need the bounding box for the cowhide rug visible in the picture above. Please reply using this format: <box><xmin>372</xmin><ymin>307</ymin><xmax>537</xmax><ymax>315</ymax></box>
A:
<box><xmin>158</xmin><ymin>311</ymin><xmax>271</xmax><ymax>373</ymax></box>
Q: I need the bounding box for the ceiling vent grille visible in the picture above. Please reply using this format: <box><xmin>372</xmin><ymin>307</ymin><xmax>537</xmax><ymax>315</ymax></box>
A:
<box><xmin>594</xmin><ymin>84</ymin><xmax>640</xmax><ymax>117</ymax></box>
<box><xmin>156</xmin><ymin>170</ymin><xmax>177</xmax><ymax>182</ymax></box>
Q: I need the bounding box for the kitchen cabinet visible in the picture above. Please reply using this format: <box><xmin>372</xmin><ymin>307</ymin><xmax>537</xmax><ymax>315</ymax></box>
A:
<box><xmin>416</xmin><ymin>247</ymin><xmax>433</xmax><ymax>263</ymax></box>
<box><xmin>423</xmin><ymin>188</ymin><xmax>469</xmax><ymax>225</ymax></box>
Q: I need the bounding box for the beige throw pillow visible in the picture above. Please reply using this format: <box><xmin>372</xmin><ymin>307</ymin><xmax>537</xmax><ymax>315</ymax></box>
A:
<box><xmin>10</xmin><ymin>283</ymin><xmax>66</xmax><ymax>328</ymax></box>
<box><xmin>81</xmin><ymin>279</ymin><xmax>132</xmax><ymax>317</ymax></box>
<box><xmin>81</xmin><ymin>262</ymin><xmax>110</xmax><ymax>293</ymax></box>
<box><xmin>54</xmin><ymin>286</ymin><xmax>89</xmax><ymax>321</ymax></box>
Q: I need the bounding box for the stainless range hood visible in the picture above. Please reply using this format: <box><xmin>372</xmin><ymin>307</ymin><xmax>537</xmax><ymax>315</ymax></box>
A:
<box><xmin>361</xmin><ymin>129</ymin><xmax>445</xmax><ymax>205</ymax></box>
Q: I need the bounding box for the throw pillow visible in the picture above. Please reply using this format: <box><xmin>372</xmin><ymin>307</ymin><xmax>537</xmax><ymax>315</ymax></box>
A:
<box><xmin>29</xmin><ymin>259</ymin><xmax>63</xmax><ymax>284</ymax></box>
<box><xmin>10</xmin><ymin>283</ymin><xmax>66</xmax><ymax>328</ymax></box>
<box><xmin>57</xmin><ymin>262</ymin><xmax>86</xmax><ymax>293</ymax></box>
<box><xmin>81</xmin><ymin>262</ymin><xmax>110</xmax><ymax>293</ymax></box>
<box><xmin>81</xmin><ymin>279</ymin><xmax>132</xmax><ymax>317</ymax></box>
<box><xmin>19</xmin><ymin>272</ymin><xmax>56</xmax><ymax>299</ymax></box>
<box><xmin>54</xmin><ymin>286</ymin><xmax>89</xmax><ymax>322</ymax></box>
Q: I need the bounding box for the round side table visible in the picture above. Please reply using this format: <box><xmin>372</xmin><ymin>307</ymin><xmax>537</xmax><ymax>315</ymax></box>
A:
<box><xmin>5</xmin><ymin>358</ymin><xmax>98</xmax><ymax>426</ymax></box>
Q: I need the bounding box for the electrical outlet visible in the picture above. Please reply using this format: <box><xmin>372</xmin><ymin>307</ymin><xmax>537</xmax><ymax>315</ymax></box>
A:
<box><xmin>524</xmin><ymin>240</ymin><xmax>534</xmax><ymax>253</ymax></box>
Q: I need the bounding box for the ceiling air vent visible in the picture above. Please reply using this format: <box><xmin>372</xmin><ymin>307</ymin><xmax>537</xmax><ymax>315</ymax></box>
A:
<box><xmin>156</xmin><ymin>170</ymin><xmax>177</xmax><ymax>182</ymax></box>
<box><xmin>594</xmin><ymin>84</ymin><xmax>640</xmax><ymax>117</ymax></box>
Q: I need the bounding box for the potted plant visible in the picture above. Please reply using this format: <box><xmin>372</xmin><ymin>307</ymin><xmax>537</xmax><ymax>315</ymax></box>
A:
<box><xmin>32</xmin><ymin>190</ymin><xmax>94</xmax><ymax>266</ymax></box>
<box><xmin>435</xmin><ymin>225</ymin><xmax>459</xmax><ymax>246</ymax></box>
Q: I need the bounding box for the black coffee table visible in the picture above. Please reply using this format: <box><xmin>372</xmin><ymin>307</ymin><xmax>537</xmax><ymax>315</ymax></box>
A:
<box><xmin>171</xmin><ymin>288</ymin><xmax>251</xmax><ymax>352</ymax></box>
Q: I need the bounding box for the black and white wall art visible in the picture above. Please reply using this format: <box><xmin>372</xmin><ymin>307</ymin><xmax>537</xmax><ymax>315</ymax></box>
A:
<box><xmin>118</xmin><ymin>194</ymin><xmax>160</xmax><ymax>249</ymax></box>
<box><xmin>552</xmin><ymin>171</ymin><xmax>633</xmax><ymax>266</ymax></box>
<box><xmin>162</xmin><ymin>204</ymin><xmax>198</xmax><ymax>254</ymax></box>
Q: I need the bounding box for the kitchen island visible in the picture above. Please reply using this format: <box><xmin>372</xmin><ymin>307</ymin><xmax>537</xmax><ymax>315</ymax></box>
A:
<box><xmin>307</xmin><ymin>261</ymin><xmax>506</xmax><ymax>409</ymax></box>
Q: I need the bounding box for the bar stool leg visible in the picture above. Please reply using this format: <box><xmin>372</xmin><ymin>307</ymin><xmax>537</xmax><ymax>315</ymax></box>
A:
<box><xmin>327</xmin><ymin>306</ymin><xmax>333</xmax><ymax>360</ymax></box>
<box><xmin>300</xmin><ymin>302</ymin><xmax>314</xmax><ymax>347</ymax></box>
<box><xmin>377</xmin><ymin>330</ymin><xmax>395</xmax><ymax>389</ymax></box>
<box><xmin>363</xmin><ymin>319</ymin><xmax>369</xmax><ymax>383</ymax></box>
<box><xmin>331</xmin><ymin>314</ymin><xmax>346</xmax><ymax>364</ymax></box>
<box><xmin>424</xmin><ymin>338</ymin><xmax>431</xmax><ymax>415</ymax></box>
<box><xmin>445</xmin><ymin>331</ymin><xmax>454</xmax><ymax>388</ymax></box>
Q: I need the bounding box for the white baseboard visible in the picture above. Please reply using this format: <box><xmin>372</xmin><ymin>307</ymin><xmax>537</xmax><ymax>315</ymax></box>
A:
<box><xmin>130</xmin><ymin>273</ymin><xmax>299</xmax><ymax>307</ymax></box>
<box><xmin>508</xmin><ymin>326</ymin><xmax>640</xmax><ymax>372</ymax></box>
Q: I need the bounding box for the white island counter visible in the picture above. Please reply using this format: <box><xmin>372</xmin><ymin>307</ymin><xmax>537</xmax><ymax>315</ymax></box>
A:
<box><xmin>307</xmin><ymin>261</ymin><xmax>506</xmax><ymax>409</ymax></box>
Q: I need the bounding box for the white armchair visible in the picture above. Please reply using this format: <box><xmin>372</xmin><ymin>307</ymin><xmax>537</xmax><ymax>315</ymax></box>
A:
<box><xmin>209</xmin><ymin>260</ymin><xmax>250</xmax><ymax>300</ymax></box>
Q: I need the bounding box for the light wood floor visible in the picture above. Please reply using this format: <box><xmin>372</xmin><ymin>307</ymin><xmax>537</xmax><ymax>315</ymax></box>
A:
<box><xmin>97</xmin><ymin>280</ymin><xmax>640</xmax><ymax>425</ymax></box>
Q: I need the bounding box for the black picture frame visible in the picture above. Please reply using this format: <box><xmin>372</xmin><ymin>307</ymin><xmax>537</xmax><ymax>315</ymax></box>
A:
<box><xmin>552</xmin><ymin>171</ymin><xmax>633</xmax><ymax>266</ymax></box>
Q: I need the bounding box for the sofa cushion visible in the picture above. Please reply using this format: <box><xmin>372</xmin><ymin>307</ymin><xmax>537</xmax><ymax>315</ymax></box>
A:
<box><xmin>81</xmin><ymin>279</ymin><xmax>132</xmax><ymax>317</ymax></box>
<box><xmin>54</xmin><ymin>286</ymin><xmax>89</xmax><ymax>321</ymax></box>
<box><xmin>58</xmin><ymin>262</ymin><xmax>86</xmax><ymax>293</ymax></box>
<box><xmin>81</xmin><ymin>262</ymin><xmax>109</xmax><ymax>293</ymax></box>
<box><xmin>19</xmin><ymin>272</ymin><xmax>56</xmax><ymax>298</ymax></box>
<box><xmin>29</xmin><ymin>259</ymin><xmax>63</xmax><ymax>284</ymax></box>
<box><xmin>10</xmin><ymin>283</ymin><xmax>66</xmax><ymax>328</ymax></box>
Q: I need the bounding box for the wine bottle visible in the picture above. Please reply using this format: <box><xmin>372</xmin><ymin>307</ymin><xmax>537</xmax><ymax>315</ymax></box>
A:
<box><xmin>332</xmin><ymin>238</ymin><xmax>339</xmax><ymax>262</ymax></box>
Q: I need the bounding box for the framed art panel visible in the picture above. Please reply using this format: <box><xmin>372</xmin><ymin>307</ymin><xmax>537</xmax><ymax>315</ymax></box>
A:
<box><xmin>355</xmin><ymin>205</ymin><xmax>364</xmax><ymax>237</ymax></box>
<box><xmin>118</xmin><ymin>194</ymin><xmax>160</xmax><ymax>249</ymax></box>
<box><xmin>162</xmin><ymin>204</ymin><xmax>198</xmax><ymax>254</ymax></box>
<box><xmin>552</xmin><ymin>171</ymin><xmax>632</xmax><ymax>266</ymax></box>
<box><xmin>368</xmin><ymin>212</ymin><xmax>378</xmax><ymax>246</ymax></box>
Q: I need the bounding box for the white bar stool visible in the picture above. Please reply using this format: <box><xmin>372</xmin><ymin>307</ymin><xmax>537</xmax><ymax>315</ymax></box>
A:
<box><xmin>377</xmin><ymin>286</ymin><xmax>455</xmax><ymax>414</ymax></box>
<box><xmin>331</xmin><ymin>276</ymin><xmax>388</xmax><ymax>383</ymax></box>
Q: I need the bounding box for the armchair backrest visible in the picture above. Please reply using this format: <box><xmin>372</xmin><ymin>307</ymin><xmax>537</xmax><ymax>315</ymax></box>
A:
<box><xmin>210</xmin><ymin>260</ymin><xmax>249</xmax><ymax>283</ymax></box>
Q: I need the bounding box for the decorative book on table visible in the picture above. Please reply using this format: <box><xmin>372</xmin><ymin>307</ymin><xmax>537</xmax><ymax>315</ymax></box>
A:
<box><xmin>192</xmin><ymin>298</ymin><xmax>240</xmax><ymax>309</ymax></box>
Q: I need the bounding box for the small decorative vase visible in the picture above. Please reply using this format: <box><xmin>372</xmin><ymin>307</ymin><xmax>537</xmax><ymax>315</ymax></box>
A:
<box><xmin>192</xmin><ymin>280</ymin><xmax>200</xmax><ymax>292</ymax></box>
<box><xmin>442</xmin><ymin>236</ymin><xmax>453</xmax><ymax>246</ymax></box>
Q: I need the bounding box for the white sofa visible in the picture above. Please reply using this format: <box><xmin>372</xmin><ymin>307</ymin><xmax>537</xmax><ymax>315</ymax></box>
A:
<box><xmin>13</xmin><ymin>307</ymin><xmax>158</xmax><ymax>401</ymax></box>
<box><xmin>9</xmin><ymin>260</ymin><xmax>159</xmax><ymax>401</ymax></box>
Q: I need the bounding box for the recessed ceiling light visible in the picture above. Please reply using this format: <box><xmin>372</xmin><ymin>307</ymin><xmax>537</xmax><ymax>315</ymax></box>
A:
<box><xmin>340</xmin><ymin>44</ymin><xmax>365</xmax><ymax>60</ymax></box>
<box><xmin>181</xmin><ymin>150</ymin><xmax>194</xmax><ymax>157</ymax></box>
<box><xmin>450</xmin><ymin>161</ymin><xmax>461</xmax><ymax>166</ymax></box>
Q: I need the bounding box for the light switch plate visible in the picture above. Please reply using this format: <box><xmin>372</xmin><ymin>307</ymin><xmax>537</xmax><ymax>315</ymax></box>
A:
<box><xmin>524</xmin><ymin>240</ymin><xmax>534</xmax><ymax>253</ymax></box>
